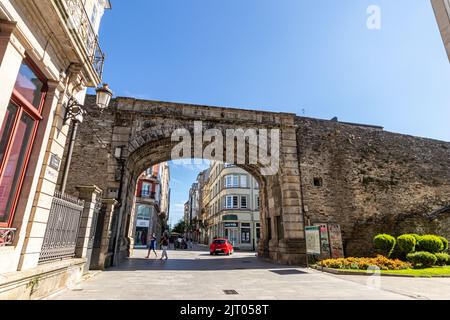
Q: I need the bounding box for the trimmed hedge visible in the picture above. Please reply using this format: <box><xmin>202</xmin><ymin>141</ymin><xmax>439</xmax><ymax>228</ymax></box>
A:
<box><xmin>438</xmin><ymin>237</ymin><xmax>449</xmax><ymax>252</ymax></box>
<box><xmin>374</xmin><ymin>234</ymin><xmax>396</xmax><ymax>258</ymax></box>
<box><xmin>435</xmin><ymin>253</ymin><xmax>450</xmax><ymax>266</ymax></box>
<box><xmin>407</xmin><ymin>251</ymin><xmax>437</xmax><ymax>268</ymax></box>
<box><xmin>417</xmin><ymin>235</ymin><xmax>444</xmax><ymax>253</ymax></box>
<box><xmin>409</xmin><ymin>234</ymin><xmax>421</xmax><ymax>243</ymax></box>
<box><xmin>397</xmin><ymin>235</ymin><xmax>416</xmax><ymax>254</ymax></box>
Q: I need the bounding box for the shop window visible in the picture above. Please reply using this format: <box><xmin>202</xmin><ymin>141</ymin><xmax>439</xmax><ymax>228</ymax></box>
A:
<box><xmin>13</xmin><ymin>62</ymin><xmax>44</xmax><ymax>108</ymax></box>
<box><xmin>0</xmin><ymin>59</ymin><xmax>46</xmax><ymax>228</ymax></box>
<box><xmin>241</xmin><ymin>227</ymin><xmax>251</xmax><ymax>243</ymax></box>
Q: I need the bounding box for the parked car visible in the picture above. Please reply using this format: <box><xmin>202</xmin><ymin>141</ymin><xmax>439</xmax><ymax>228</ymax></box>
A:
<box><xmin>210</xmin><ymin>238</ymin><xmax>234</xmax><ymax>255</ymax></box>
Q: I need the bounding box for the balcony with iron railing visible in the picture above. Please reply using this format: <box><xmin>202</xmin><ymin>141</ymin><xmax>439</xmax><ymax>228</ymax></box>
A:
<box><xmin>53</xmin><ymin>0</ymin><xmax>105</xmax><ymax>85</ymax></box>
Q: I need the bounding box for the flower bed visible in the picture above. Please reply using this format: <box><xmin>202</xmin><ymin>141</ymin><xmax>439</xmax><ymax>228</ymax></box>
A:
<box><xmin>318</xmin><ymin>255</ymin><xmax>412</xmax><ymax>271</ymax></box>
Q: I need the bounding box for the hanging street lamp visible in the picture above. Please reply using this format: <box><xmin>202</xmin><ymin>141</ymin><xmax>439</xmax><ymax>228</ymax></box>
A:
<box><xmin>61</xmin><ymin>83</ymin><xmax>114</xmax><ymax>194</ymax></box>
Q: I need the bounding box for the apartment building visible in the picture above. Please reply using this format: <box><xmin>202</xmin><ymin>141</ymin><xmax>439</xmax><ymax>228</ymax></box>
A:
<box><xmin>202</xmin><ymin>162</ymin><xmax>260</xmax><ymax>251</ymax></box>
<box><xmin>133</xmin><ymin>163</ymin><xmax>170</xmax><ymax>247</ymax></box>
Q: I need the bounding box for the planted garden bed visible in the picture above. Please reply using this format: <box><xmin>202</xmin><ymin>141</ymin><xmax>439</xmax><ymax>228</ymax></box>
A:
<box><xmin>314</xmin><ymin>233</ymin><xmax>450</xmax><ymax>278</ymax></box>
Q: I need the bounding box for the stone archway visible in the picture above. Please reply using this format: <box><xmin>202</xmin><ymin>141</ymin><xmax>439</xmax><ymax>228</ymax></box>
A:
<box><xmin>72</xmin><ymin>96</ymin><xmax>307</xmax><ymax>266</ymax></box>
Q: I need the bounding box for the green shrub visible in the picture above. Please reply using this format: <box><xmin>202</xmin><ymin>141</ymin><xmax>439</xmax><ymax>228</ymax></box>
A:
<box><xmin>373</xmin><ymin>234</ymin><xmax>396</xmax><ymax>257</ymax></box>
<box><xmin>435</xmin><ymin>253</ymin><xmax>450</xmax><ymax>266</ymax></box>
<box><xmin>407</xmin><ymin>251</ymin><xmax>437</xmax><ymax>268</ymax></box>
<box><xmin>409</xmin><ymin>234</ymin><xmax>421</xmax><ymax>242</ymax></box>
<box><xmin>417</xmin><ymin>235</ymin><xmax>444</xmax><ymax>253</ymax></box>
<box><xmin>438</xmin><ymin>237</ymin><xmax>449</xmax><ymax>252</ymax></box>
<box><xmin>397</xmin><ymin>235</ymin><xmax>416</xmax><ymax>254</ymax></box>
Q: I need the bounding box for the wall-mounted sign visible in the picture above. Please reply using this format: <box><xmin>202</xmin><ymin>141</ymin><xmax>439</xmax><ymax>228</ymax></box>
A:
<box><xmin>224</xmin><ymin>222</ymin><xmax>238</xmax><ymax>228</ymax></box>
<box><xmin>49</xmin><ymin>154</ymin><xmax>61</xmax><ymax>171</ymax></box>
<box><xmin>136</xmin><ymin>219</ymin><xmax>150</xmax><ymax>228</ymax></box>
<box><xmin>328</xmin><ymin>223</ymin><xmax>344</xmax><ymax>259</ymax></box>
<box><xmin>305</xmin><ymin>226</ymin><xmax>321</xmax><ymax>255</ymax></box>
<box><xmin>223</xmin><ymin>215</ymin><xmax>238</xmax><ymax>221</ymax></box>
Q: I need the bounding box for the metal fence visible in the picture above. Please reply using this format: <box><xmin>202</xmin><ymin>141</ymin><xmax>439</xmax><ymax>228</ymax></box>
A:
<box><xmin>39</xmin><ymin>191</ymin><xmax>85</xmax><ymax>263</ymax></box>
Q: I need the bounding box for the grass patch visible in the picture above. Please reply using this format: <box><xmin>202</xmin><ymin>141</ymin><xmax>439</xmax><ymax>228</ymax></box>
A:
<box><xmin>331</xmin><ymin>266</ymin><xmax>450</xmax><ymax>277</ymax></box>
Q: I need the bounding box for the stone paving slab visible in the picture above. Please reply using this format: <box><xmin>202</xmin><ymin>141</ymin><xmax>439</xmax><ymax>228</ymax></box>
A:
<box><xmin>50</xmin><ymin>247</ymin><xmax>450</xmax><ymax>300</ymax></box>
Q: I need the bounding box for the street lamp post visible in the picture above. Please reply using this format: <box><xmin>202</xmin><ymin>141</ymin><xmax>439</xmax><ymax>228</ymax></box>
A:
<box><xmin>60</xmin><ymin>84</ymin><xmax>113</xmax><ymax>194</ymax></box>
<box><xmin>111</xmin><ymin>145</ymin><xmax>126</xmax><ymax>267</ymax></box>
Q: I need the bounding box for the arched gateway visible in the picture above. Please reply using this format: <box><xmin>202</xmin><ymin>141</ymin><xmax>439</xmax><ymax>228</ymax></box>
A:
<box><xmin>66</xmin><ymin>96</ymin><xmax>307</xmax><ymax>266</ymax></box>
<box><xmin>63</xmin><ymin>95</ymin><xmax>450</xmax><ymax>269</ymax></box>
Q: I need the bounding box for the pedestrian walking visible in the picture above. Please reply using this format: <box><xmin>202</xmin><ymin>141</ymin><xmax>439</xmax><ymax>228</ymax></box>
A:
<box><xmin>160</xmin><ymin>234</ymin><xmax>169</xmax><ymax>260</ymax></box>
<box><xmin>145</xmin><ymin>233</ymin><xmax>157</xmax><ymax>259</ymax></box>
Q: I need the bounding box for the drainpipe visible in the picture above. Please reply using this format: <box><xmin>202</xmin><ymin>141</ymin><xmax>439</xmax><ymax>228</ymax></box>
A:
<box><xmin>58</xmin><ymin>64</ymin><xmax>75</xmax><ymax>194</ymax></box>
<box><xmin>111</xmin><ymin>158</ymin><xmax>125</xmax><ymax>267</ymax></box>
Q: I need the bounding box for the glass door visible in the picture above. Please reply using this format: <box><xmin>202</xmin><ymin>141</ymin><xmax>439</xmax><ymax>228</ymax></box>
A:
<box><xmin>228</xmin><ymin>228</ymin><xmax>239</xmax><ymax>247</ymax></box>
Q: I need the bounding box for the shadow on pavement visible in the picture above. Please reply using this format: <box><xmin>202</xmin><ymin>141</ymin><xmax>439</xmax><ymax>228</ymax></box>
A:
<box><xmin>110</xmin><ymin>254</ymin><xmax>296</xmax><ymax>272</ymax></box>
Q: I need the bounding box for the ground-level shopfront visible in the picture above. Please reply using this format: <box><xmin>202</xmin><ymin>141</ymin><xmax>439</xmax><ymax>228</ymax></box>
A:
<box><xmin>207</xmin><ymin>213</ymin><xmax>260</xmax><ymax>251</ymax></box>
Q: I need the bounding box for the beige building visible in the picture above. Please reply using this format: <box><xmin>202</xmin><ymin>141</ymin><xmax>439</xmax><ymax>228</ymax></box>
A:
<box><xmin>432</xmin><ymin>0</ymin><xmax>450</xmax><ymax>61</ymax></box>
<box><xmin>0</xmin><ymin>0</ymin><xmax>111</xmax><ymax>299</ymax></box>
<box><xmin>132</xmin><ymin>163</ymin><xmax>170</xmax><ymax>248</ymax></box>
<box><xmin>202</xmin><ymin>162</ymin><xmax>260</xmax><ymax>251</ymax></box>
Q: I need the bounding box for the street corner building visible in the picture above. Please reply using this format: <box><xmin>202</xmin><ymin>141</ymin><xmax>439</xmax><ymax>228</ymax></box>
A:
<box><xmin>0</xmin><ymin>0</ymin><xmax>112</xmax><ymax>299</ymax></box>
<box><xmin>132</xmin><ymin>163</ymin><xmax>170</xmax><ymax>251</ymax></box>
<box><xmin>187</xmin><ymin>162</ymin><xmax>261</xmax><ymax>252</ymax></box>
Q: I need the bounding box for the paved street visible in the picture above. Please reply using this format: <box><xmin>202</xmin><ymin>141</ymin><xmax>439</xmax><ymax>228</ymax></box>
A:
<box><xmin>50</xmin><ymin>246</ymin><xmax>450</xmax><ymax>300</ymax></box>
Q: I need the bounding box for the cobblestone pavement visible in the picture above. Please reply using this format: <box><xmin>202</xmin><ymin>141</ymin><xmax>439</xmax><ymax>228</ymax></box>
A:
<box><xmin>49</xmin><ymin>246</ymin><xmax>450</xmax><ymax>300</ymax></box>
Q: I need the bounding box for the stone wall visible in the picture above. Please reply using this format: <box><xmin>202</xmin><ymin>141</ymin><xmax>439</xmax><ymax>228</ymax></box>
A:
<box><xmin>60</xmin><ymin>95</ymin><xmax>117</xmax><ymax>198</ymax></box>
<box><xmin>65</xmin><ymin>96</ymin><xmax>450</xmax><ymax>261</ymax></box>
<box><xmin>296</xmin><ymin>117</ymin><xmax>450</xmax><ymax>257</ymax></box>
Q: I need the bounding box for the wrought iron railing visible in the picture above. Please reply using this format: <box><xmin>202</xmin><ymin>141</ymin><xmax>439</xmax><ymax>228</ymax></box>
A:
<box><xmin>39</xmin><ymin>191</ymin><xmax>85</xmax><ymax>263</ymax></box>
<box><xmin>0</xmin><ymin>228</ymin><xmax>16</xmax><ymax>247</ymax></box>
<box><xmin>55</xmin><ymin>0</ymin><xmax>105</xmax><ymax>81</ymax></box>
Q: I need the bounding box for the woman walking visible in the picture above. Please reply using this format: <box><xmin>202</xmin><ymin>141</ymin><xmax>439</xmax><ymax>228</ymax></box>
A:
<box><xmin>146</xmin><ymin>233</ymin><xmax>157</xmax><ymax>259</ymax></box>
<box><xmin>160</xmin><ymin>234</ymin><xmax>169</xmax><ymax>260</ymax></box>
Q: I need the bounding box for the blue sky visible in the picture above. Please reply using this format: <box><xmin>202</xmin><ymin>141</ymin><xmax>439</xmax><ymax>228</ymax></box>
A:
<box><xmin>97</xmin><ymin>1</ymin><xmax>450</xmax><ymax>224</ymax></box>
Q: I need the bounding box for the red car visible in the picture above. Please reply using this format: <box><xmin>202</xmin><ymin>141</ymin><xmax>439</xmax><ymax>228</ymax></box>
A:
<box><xmin>210</xmin><ymin>238</ymin><xmax>234</xmax><ymax>255</ymax></box>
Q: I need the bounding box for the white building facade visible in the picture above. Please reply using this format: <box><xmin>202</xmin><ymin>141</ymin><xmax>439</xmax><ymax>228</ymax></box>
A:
<box><xmin>203</xmin><ymin>162</ymin><xmax>260</xmax><ymax>251</ymax></box>
<box><xmin>0</xmin><ymin>0</ymin><xmax>111</xmax><ymax>299</ymax></box>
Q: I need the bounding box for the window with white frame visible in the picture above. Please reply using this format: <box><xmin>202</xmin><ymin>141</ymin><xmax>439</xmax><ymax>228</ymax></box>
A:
<box><xmin>241</xmin><ymin>175</ymin><xmax>248</xmax><ymax>188</ymax></box>
<box><xmin>225</xmin><ymin>195</ymin><xmax>239</xmax><ymax>209</ymax></box>
<box><xmin>241</xmin><ymin>196</ymin><xmax>248</xmax><ymax>209</ymax></box>
<box><xmin>225</xmin><ymin>175</ymin><xmax>232</xmax><ymax>188</ymax></box>
<box><xmin>233</xmin><ymin>175</ymin><xmax>239</xmax><ymax>187</ymax></box>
